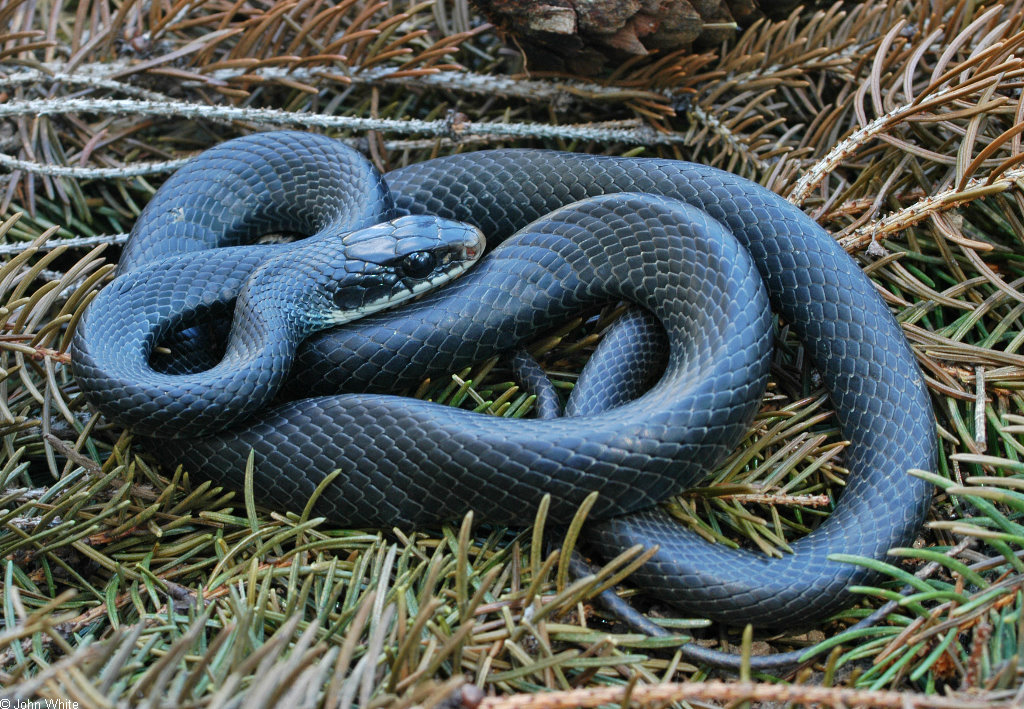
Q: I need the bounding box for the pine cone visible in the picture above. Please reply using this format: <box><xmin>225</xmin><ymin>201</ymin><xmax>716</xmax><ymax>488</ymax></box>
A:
<box><xmin>473</xmin><ymin>0</ymin><xmax>809</xmax><ymax>73</ymax></box>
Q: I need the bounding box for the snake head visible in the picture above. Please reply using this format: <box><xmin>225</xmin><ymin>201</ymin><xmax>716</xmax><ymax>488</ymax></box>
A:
<box><xmin>241</xmin><ymin>215</ymin><xmax>485</xmax><ymax>336</ymax></box>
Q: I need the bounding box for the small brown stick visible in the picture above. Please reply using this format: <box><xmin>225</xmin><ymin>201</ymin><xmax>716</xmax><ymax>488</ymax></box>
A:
<box><xmin>836</xmin><ymin>173</ymin><xmax>1020</xmax><ymax>254</ymax></box>
<box><xmin>476</xmin><ymin>679</ymin><xmax>1006</xmax><ymax>709</ymax></box>
<box><xmin>707</xmin><ymin>492</ymin><xmax>832</xmax><ymax>507</ymax></box>
<box><xmin>974</xmin><ymin>366</ymin><xmax>987</xmax><ymax>452</ymax></box>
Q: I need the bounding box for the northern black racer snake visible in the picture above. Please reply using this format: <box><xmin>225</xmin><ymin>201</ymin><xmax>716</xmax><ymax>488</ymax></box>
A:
<box><xmin>71</xmin><ymin>131</ymin><xmax>936</xmax><ymax>634</ymax></box>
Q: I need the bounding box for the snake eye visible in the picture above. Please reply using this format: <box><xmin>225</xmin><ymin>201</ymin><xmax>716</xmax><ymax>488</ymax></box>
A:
<box><xmin>400</xmin><ymin>251</ymin><xmax>436</xmax><ymax>279</ymax></box>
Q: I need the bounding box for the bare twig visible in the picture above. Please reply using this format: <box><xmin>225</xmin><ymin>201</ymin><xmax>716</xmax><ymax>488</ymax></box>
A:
<box><xmin>477</xmin><ymin>680</ymin><xmax>1008</xmax><ymax>709</ymax></box>
<box><xmin>0</xmin><ymin>97</ymin><xmax>677</xmax><ymax>145</ymax></box>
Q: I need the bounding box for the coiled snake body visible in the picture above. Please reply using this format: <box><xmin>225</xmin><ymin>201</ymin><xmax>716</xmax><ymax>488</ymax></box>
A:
<box><xmin>72</xmin><ymin>132</ymin><xmax>936</xmax><ymax>627</ymax></box>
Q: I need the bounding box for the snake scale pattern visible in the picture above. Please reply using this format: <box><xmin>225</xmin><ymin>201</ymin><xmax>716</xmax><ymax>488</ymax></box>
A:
<box><xmin>72</xmin><ymin>132</ymin><xmax>936</xmax><ymax>627</ymax></box>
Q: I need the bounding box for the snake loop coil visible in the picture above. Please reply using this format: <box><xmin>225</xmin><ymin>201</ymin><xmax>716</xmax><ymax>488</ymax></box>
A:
<box><xmin>72</xmin><ymin>131</ymin><xmax>936</xmax><ymax>627</ymax></box>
